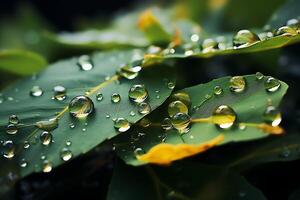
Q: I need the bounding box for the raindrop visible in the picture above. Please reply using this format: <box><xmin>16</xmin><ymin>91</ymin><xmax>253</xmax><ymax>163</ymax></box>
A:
<box><xmin>69</xmin><ymin>95</ymin><xmax>94</xmax><ymax>118</ymax></box>
<box><xmin>161</xmin><ymin>118</ymin><xmax>173</xmax><ymax>131</ymax></box>
<box><xmin>170</xmin><ymin>92</ymin><xmax>191</xmax><ymax>108</ymax></box>
<box><xmin>42</xmin><ymin>160</ymin><xmax>52</xmax><ymax>173</ymax></box>
<box><xmin>53</xmin><ymin>85</ymin><xmax>67</xmax><ymax>101</ymax></box>
<box><xmin>286</xmin><ymin>18</ymin><xmax>300</xmax><ymax>28</ymax></box>
<box><xmin>2</xmin><ymin>140</ymin><xmax>15</xmax><ymax>159</ymax></box>
<box><xmin>30</xmin><ymin>86</ymin><xmax>43</xmax><ymax>97</ymax></box>
<box><xmin>96</xmin><ymin>93</ymin><xmax>103</xmax><ymax>101</ymax></box>
<box><xmin>156</xmin><ymin>95</ymin><xmax>160</xmax><ymax>99</ymax></box>
<box><xmin>40</xmin><ymin>131</ymin><xmax>52</xmax><ymax>146</ymax></box>
<box><xmin>66</xmin><ymin>141</ymin><xmax>72</xmax><ymax>146</ymax></box>
<box><xmin>229</xmin><ymin>76</ymin><xmax>246</xmax><ymax>93</ymax></box>
<box><xmin>264</xmin><ymin>77</ymin><xmax>281</xmax><ymax>92</ymax></box>
<box><xmin>117</xmin><ymin>64</ymin><xmax>142</xmax><ymax>80</ymax></box>
<box><xmin>128</xmin><ymin>84</ymin><xmax>148</xmax><ymax>103</ymax></box>
<box><xmin>138</xmin><ymin>102</ymin><xmax>151</xmax><ymax>114</ymax></box>
<box><xmin>202</xmin><ymin>38</ymin><xmax>218</xmax><ymax>53</ymax></box>
<box><xmin>78</xmin><ymin>55</ymin><xmax>93</xmax><ymax>71</ymax></box>
<box><xmin>8</xmin><ymin>115</ymin><xmax>19</xmax><ymax>124</ymax></box>
<box><xmin>6</xmin><ymin>124</ymin><xmax>18</xmax><ymax>135</ymax></box>
<box><xmin>134</xmin><ymin>148</ymin><xmax>144</xmax><ymax>156</ymax></box>
<box><xmin>36</xmin><ymin>118</ymin><xmax>58</xmax><ymax>131</ymax></box>
<box><xmin>60</xmin><ymin>148</ymin><xmax>72</xmax><ymax>161</ymax></box>
<box><xmin>263</xmin><ymin>106</ymin><xmax>282</xmax><ymax>126</ymax></box>
<box><xmin>239</xmin><ymin>123</ymin><xmax>246</xmax><ymax>130</ymax></box>
<box><xmin>168</xmin><ymin>101</ymin><xmax>189</xmax><ymax>117</ymax></box>
<box><xmin>111</xmin><ymin>93</ymin><xmax>121</xmax><ymax>103</ymax></box>
<box><xmin>82</xmin><ymin>128</ymin><xmax>87</xmax><ymax>132</ymax></box>
<box><xmin>130</xmin><ymin>111</ymin><xmax>136</xmax><ymax>116</ymax></box>
<box><xmin>214</xmin><ymin>86</ymin><xmax>223</xmax><ymax>95</ymax></box>
<box><xmin>190</xmin><ymin>34</ymin><xmax>199</xmax><ymax>42</ymax></box>
<box><xmin>212</xmin><ymin>105</ymin><xmax>237</xmax><ymax>129</ymax></box>
<box><xmin>114</xmin><ymin>118</ymin><xmax>130</xmax><ymax>132</ymax></box>
<box><xmin>171</xmin><ymin>113</ymin><xmax>191</xmax><ymax>134</ymax></box>
<box><xmin>233</xmin><ymin>30</ymin><xmax>260</xmax><ymax>48</ymax></box>
<box><xmin>69</xmin><ymin>123</ymin><xmax>75</xmax><ymax>129</ymax></box>
<box><xmin>24</xmin><ymin>141</ymin><xmax>30</xmax><ymax>149</ymax></box>
<box><xmin>275</xmin><ymin>26</ymin><xmax>297</xmax><ymax>36</ymax></box>
<box><xmin>20</xmin><ymin>158</ymin><xmax>28</xmax><ymax>168</ymax></box>
<box><xmin>167</xmin><ymin>81</ymin><xmax>175</xmax><ymax>90</ymax></box>
<box><xmin>139</xmin><ymin>118</ymin><xmax>151</xmax><ymax>127</ymax></box>
<box><xmin>255</xmin><ymin>72</ymin><xmax>264</xmax><ymax>80</ymax></box>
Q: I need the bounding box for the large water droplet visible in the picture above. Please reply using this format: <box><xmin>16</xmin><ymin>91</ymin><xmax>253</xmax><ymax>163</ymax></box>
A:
<box><xmin>161</xmin><ymin>118</ymin><xmax>173</xmax><ymax>131</ymax></box>
<box><xmin>6</xmin><ymin>124</ymin><xmax>18</xmax><ymax>135</ymax></box>
<box><xmin>263</xmin><ymin>106</ymin><xmax>282</xmax><ymax>126</ymax></box>
<box><xmin>264</xmin><ymin>77</ymin><xmax>281</xmax><ymax>92</ymax></box>
<box><xmin>111</xmin><ymin>93</ymin><xmax>121</xmax><ymax>103</ymax></box>
<box><xmin>233</xmin><ymin>30</ymin><xmax>260</xmax><ymax>48</ymax></box>
<box><xmin>171</xmin><ymin>113</ymin><xmax>191</xmax><ymax>134</ymax></box>
<box><xmin>212</xmin><ymin>105</ymin><xmax>236</xmax><ymax>129</ymax></box>
<box><xmin>275</xmin><ymin>26</ymin><xmax>297</xmax><ymax>36</ymax></box>
<box><xmin>8</xmin><ymin>115</ymin><xmax>19</xmax><ymax>124</ymax></box>
<box><xmin>114</xmin><ymin>118</ymin><xmax>130</xmax><ymax>132</ymax></box>
<box><xmin>69</xmin><ymin>95</ymin><xmax>94</xmax><ymax>118</ymax></box>
<box><xmin>128</xmin><ymin>84</ymin><xmax>148</xmax><ymax>103</ymax></box>
<box><xmin>53</xmin><ymin>85</ymin><xmax>67</xmax><ymax>101</ymax></box>
<box><xmin>117</xmin><ymin>64</ymin><xmax>142</xmax><ymax>80</ymax></box>
<box><xmin>40</xmin><ymin>131</ymin><xmax>52</xmax><ymax>146</ymax></box>
<box><xmin>42</xmin><ymin>160</ymin><xmax>52</xmax><ymax>173</ymax></box>
<box><xmin>78</xmin><ymin>55</ymin><xmax>93</xmax><ymax>71</ymax></box>
<box><xmin>60</xmin><ymin>148</ymin><xmax>72</xmax><ymax>161</ymax></box>
<box><xmin>168</xmin><ymin>101</ymin><xmax>188</xmax><ymax>117</ymax></box>
<box><xmin>30</xmin><ymin>86</ymin><xmax>43</xmax><ymax>97</ymax></box>
<box><xmin>2</xmin><ymin>140</ymin><xmax>15</xmax><ymax>159</ymax></box>
<box><xmin>229</xmin><ymin>76</ymin><xmax>246</xmax><ymax>93</ymax></box>
<box><xmin>36</xmin><ymin>118</ymin><xmax>58</xmax><ymax>131</ymax></box>
<box><xmin>138</xmin><ymin>102</ymin><xmax>151</xmax><ymax>114</ymax></box>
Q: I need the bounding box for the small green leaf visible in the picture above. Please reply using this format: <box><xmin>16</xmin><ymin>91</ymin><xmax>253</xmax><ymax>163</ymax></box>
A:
<box><xmin>0</xmin><ymin>49</ymin><xmax>47</xmax><ymax>75</ymax></box>
<box><xmin>107</xmin><ymin>161</ymin><xmax>267</xmax><ymax>200</ymax></box>
<box><xmin>113</xmin><ymin>74</ymin><xmax>288</xmax><ymax>166</ymax></box>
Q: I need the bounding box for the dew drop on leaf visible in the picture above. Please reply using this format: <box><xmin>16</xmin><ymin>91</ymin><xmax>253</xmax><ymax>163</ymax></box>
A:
<box><xmin>66</xmin><ymin>140</ymin><xmax>72</xmax><ymax>146</ymax></box>
<box><xmin>6</xmin><ymin>124</ymin><xmax>18</xmax><ymax>135</ymax></box>
<box><xmin>128</xmin><ymin>84</ymin><xmax>148</xmax><ymax>103</ymax></box>
<box><xmin>212</xmin><ymin>105</ymin><xmax>236</xmax><ymax>129</ymax></box>
<box><xmin>168</xmin><ymin>101</ymin><xmax>189</xmax><ymax>117</ymax></box>
<box><xmin>30</xmin><ymin>86</ymin><xmax>43</xmax><ymax>97</ymax></box>
<box><xmin>96</xmin><ymin>93</ymin><xmax>103</xmax><ymax>101</ymax></box>
<box><xmin>36</xmin><ymin>118</ymin><xmax>58</xmax><ymax>131</ymax></box>
<box><xmin>42</xmin><ymin>160</ymin><xmax>52</xmax><ymax>173</ymax></box>
<box><xmin>190</xmin><ymin>34</ymin><xmax>199</xmax><ymax>42</ymax></box>
<box><xmin>114</xmin><ymin>118</ymin><xmax>130</xmax><ymax>132</ymax></box>
<box><xmin>255</xmin><ymin>72</ymin><xmax>264</xmax><ymax>80</ymax></box>
<box><xmin>69</xmin><ymin>95</ymin><xmax>94</xmax><ymax>118</ymax></box>
<box><xmin>20</xmin><ymin>158</ymin><xmax>28</xmax><ymax>168</ymax></box>
<box><xmin>69</xmin><ymin>123</ymin><xmax>75</xmax><ymax>129</ymax></box>
<box><xmin>111</xmin><ymin>93</ymin><xmax>121</xmax><ymax>103</ymax></box>
<box><xmin>134</xmin><ymin>148</ymin><xmax>144</xmax><ymax>156</ymax></box>
<box><xmin>275</xmin><ymin>26</ymin><xmax>297</xmax><ymax>36</ymax></box>
<box><xmin>53</xmin><ymin>85</ymin><xmax>67</xmax><ymax>101</ymax></box>
<box><xmin>263</xmin><ymin>106</ymin><xmax>282</xmax><ymax>126</ymax></box>
<box><xmin>24</xmin><ymin>141</ymin><xmax>30</xmax><ymax>149</ymax></box>
<box><xmin>117</xmin><ymin>64</ymin><xmax>142</xmax><ymax>80</ymax></box>
<box><xmin>8</xmin><ymin>114</ymin><xmax>19</xmax><ymax>124</ymax></box>
<box><xmin>170</xmin><ymin>92</ymin><xmax>191</xmax><ymax>108</ymax></box>
<box><xmin>77</xmin><ymin>55</ymin><xmax>93</xmax><ymax>71</ymax></box>
<box><xmin>130</xmin><ymin>111</ymin><xmax>136</xmax><ymax>116</ymax></box>
<box><xmin>138</xmin><ymin>102</ymin><xmax>151</xmax><ymax>114</ymax></box>
<box><xmin>40</xmin><ymin>131</ymin><xmax>52</xmax><ymax>146</ymax></box>
<box><xmin>171</xmin><ymin>113</ymin><xmax>191</xmax><ymax>134</ymax></box>
<box><xmin>202</xmin><ymin>38</ymin><xmax>219</xmax><ymax>53</ymax></box>
<box><xmin>2</xmin><ymin>140</ymin><xmax>15</xmax><ymax>159</ymax></box>
<box><xmin>233</xmin><ymin>30</ymin><xmax>260</xmax><ymax>48</ymax></box>
<box><xmin>167</xmin><ymin>81</ymin><xmax>175</xmax><ymax>90</ymax></box>
<box><xmin>139</xmin><ymin>118</ymin><xmax>151</xmax><ymax>127</ymax></box>
<box><xmin>239</xmin><ymin>123</ymin><xmax>246</xmax><ymax>130</ymax></box>
<box><xmin>60</xmin><ymin>148</ymin><xmax>72</xmax><ymax>161</ymax></box>
<box><xmin>161</xmin><ymin>117</ymin><xmax>173</xmax><ymax>131</ymax></box>
<box><xmin>264</xmin><ymin>77</ymin><xmax>281</xmax><ymax>92</ymax></box>
<box><xmin>229</xmin><ymin>76</ymin><xmax>246</xmax><ymax>93</ymax></box>
<box><xmin>213</xmin><ymin>85</ymin><xmax>223</xmax><ymax>95</ymax></box>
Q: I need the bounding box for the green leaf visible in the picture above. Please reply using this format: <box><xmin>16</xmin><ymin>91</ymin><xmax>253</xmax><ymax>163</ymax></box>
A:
<box><xmin>113</xmin><ymin>74</ymin><xmax>288</xmax><ymax>166</ymax></box>
<box><xmin>0</xmin><ymin>49</ymin><xmax>175</xmax><ymax>179</ymax></box>
<box><xmin>0</xmin><ymin>49</ymin><xmax>47</xmax><ymax>75</ymax></box>
<box><xmin>107</xmin><ymin>161</ymin><xmax>266</xmax><ymax>200</ymax></box>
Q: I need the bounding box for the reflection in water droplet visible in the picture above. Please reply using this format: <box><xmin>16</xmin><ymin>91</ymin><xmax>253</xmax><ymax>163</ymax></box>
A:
<box><xmin>40</xmin><ymin>131</ymin><xmax>52</xmax><ymax>146</ymax></box>
<box><xmin>214</xmin><ymin>86</ymin><xmax>223</xmax><ymax>95</ymax></box>
<box><xmin>60</xmin><ymin>148</ymin><xmax>72</xmax><ymax>161</ymax></box>
<box><xmin>30</xmin><ymin>86</ymin><xmax>43</xmax><ymax>97</ymax></box>
<box><xmin>229</xmin><ymin>76</ymin><xmax>246</xmax><ymax>93</ymax></box>
<box><xmin>96</xmin><ymin>93</ymin><xmax>103</xmax><ymax>101</ymax></box>
<box><xmin>233</xmin><ymin>30</ymin><xmax>260</xmax><ymax>48</ymax></box>
<box><xmin>78</xmin><ymin>55</ymin><xmax>93</xmax><ymax>71</ymax></box>
<box><xmin>263</xmin><ymin>106</ymin><xmax>282</xmax><ymax>126</ymax></box>
<box><xmin>2</xmin><ymin>140</ymin><xmax>15</xmax><ymax>159</ymax></box>
<box><xmin>6</xmin><ymin>124</ymin><xmax>18</xmax><ymax>135</ymax></box>
<box><xmin>212</xmin><ymin>105</ymin><xmax>236</xmax><ymax>129</ymax></box>
<box><xmin>69</xmin><ymin>95</ymin><xmax>94</xmax><ymax>118</ymax></box>
<box><xmin>161</xmin><ymin>118</ymin><xmax>173</xmax><ymax>131</ymax></box>
<box><xmin>168</xmin><ymin>101</ymin><xmax>188</xmax><ymax>117</ymax></box>
<box><xmin>111</xmin><ymin>93</ymin><xmax>121</xmax><ymax>103</ymax></box>
<box><xmin>42</xmin><ymin>160</ymin><xmax>52</xmax><ymax>173</ymax></box>
<box><xmin>117</xmin><ymin>64</ymin><xmax>142</xmax><ymax>80</ymax></box>
<box><xmin>255</xmin><ymin>72</ymin><xmax>264</xmax><ymax>80</ymax></box>
<box><xmin>264</xmin><ymin>77</ymin><xmax>281</xmax><ymax>92</ymax></box>
<box><xmin>138</xmin><ymin>102</ymin><xmax>151</xmax><ymax>114</ymax></box>
<box><xmin>20</xmin><ymin>158</ymin><xmax>28</xmax><ymax>168</ymax></box>
<box><xmin>171</xmin><ymin>113</ymin><xmax>191</xmax><ymax>134</ymax></box>
<box><xmin>9</xmin><ymin>115</ymin><xmax>19</xmax><ymax>124</ymax></box>
<box><xmin>275</xmin><ymin>26</ymin><xmax>297</xmax><ymax>36</ymax></box>
<box><xmin>114</xmin><ymin>118</ymin><xmax>130</xmax><ymax>132</ymax></box>
<box><xmin>128</xmin><ymin>85</ymin><xmax>148</xmax><ymax>103</ymax></box>
<box><xmin>53</xmin><ymin>85</ymin><xmax>67</xmax><ymax>101</ymax></box>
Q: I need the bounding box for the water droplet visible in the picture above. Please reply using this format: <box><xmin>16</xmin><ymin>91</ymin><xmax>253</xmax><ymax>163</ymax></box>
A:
<box><xmin>114</xmin><ymin>118</ymin><xmax>130</xmax><ymax>132</ymax></box>
<box><xmin>212</xmin><ymin>105</ymin><xmax>237</xmax><ymax>129</ymax></box>
<box><xmin>168</xmin><ymin>101</ymin><xmax>188</xmax><ymax>117</ymax></box>
<box><xmin>60</xmin><ymin>148</ymin><xmax>72</xmax><ymax>161</ymax></box>
<box><xmin>229</xmin><ymin>76</ymin><xmax>246</xmax><ymax>93</ymax></box>
<box><xmin>20</xmin><ymin>158</ymin><xmax>28</xmax><ymax>168</ymax></box>
<box><xmin>263</xmin><ymin>106</ymin><xmax>282</xmax><ymax>126</ymax></box>
<box><xmin>213</xmin><ymin>86</ymin><xmax>223</xmax><ymax>95</ymax></box>
<box><xmin>147</xmin><ymin>45</ymin><xmax>162</xmax><ymax>54</ymax></box>
<box><xmin>170</xmin><ymin>92</ymin><xmax>191</xmax><ymax>108</ymax></box>
<box><xmin>171</xmin><ymin>113</ymin><xmax>191</xmax><ymax>134</ymax></box>
<box><xmin>275</xmin><ymin>26</ymin><xmax>297</xmax><ymax>36</ymax></box>
<box><xmin>2</xmin><ymin>140</ymin><xmax>15</xmax><ymax>159</ymax></box>
<box><xmin>53</xmin><ymin>85</ymin><xmax>67</xmax><ymax>101</ymax></box>
<box><xmin>96</xmin><ymin>93</ymin><xmax>103</xmax><ymax>101</ymax></box>
<box><xmin>161</xmin><ymin>118</ymin><xmax>173</xmax><ymax>131</ymax></box>
<box><xmin>82</xmin><ymin>128</ymin><xmax>87</xmax><ymax>132</ymax></box>
<box><xmin>233</xmin><ymin>30</ymin><xmax>260</xmax><ymax>48</ymax></box>
<box><xmin>117</xmin><ymin>64</ymin><xmax>142</xmax><ymax>80</ymax></box>
<box><xmin>255</xmin><ymin>72</ymin><xmax>264</xmax><ymax>80</ymax></box>
<box><xmin>78</xmin><ymin>55</ymin><xmax>93</xmax><ymax>71</ymax></box>
<box><xmin>190</xmin><ymin>34</ymin><xmax>199</xmax><ymax>42</ymax></box>
<box><xmin>264</xmin><ymin>77</ymin><xmax>281</xmax><ymax>92</ymax></box>
<box><xmin>286</xmin><ymin>18</ymin><xmax>300</xmax><ymax>28</ymax></box>
<box><xmin>239</xmin><ymin>123</ymin><xmax>246</xmax><ymax>130</ymax></box>
<box><xmin>40</xmin><ymin>131</ymin><xmax>52</xmax><ymax>146</ymax></box>
<box><xmin>128</xmin><ymin>84</ymin><xmax>148</xmax><ymax>103</ymax></box>
<box><xmin>36</xmin><ymin>118</ymin><xmax>58</xmax><ymax>131</ymax></box>
<box><xmin>30</xmin><ymin>86</ymin><xmax>43</xmax><ymax>97</ymax></box>
<box><xmin>40</xmin><ymin>155</ymin><xmax>46</xmax><ymax>160</ymax></box>
<box><xmin>167</xmin><ymin>81</ymin><xmax>175</xmax><ymax>90</ymax></box>
<box><xmin>66</xmin><ymin>141</ymin><xmax>72</xmax><ymax>146</ymax></box>
<box><xmin>134</xmin><ymin>148</ymin><xmax>144</xmax><ymax>156</ymax></box>
<box><xmin>69</xmin><ymin>95</ymin><xmax>94</xmax><ymax>118</ymax></box>
<box><xmin>42</xmin><ymin>160</ymin><xmax>52</xmax><ymax>173</ymax></box>
<box><xmin>111</xmin><ymin>93</ymin><xmax>121</xmax><ymax>103</ymax></box>
<box><xmin>130</xmin><ymin>111</ymin><xmax>136</xmax><ymax>116</ymax></box>
<box><xmin>105</xmin><ymin>114</ymin><xmax>110</xmax><ymax>119</ymax></box>
<box><xmin>8</xmin><ymin>115</ymin><xmax>19</xmax><ymax>124</ymax></box>
<box><xmin>69</xmin><ymin>123</ymin><xmax>75</xmax><ymax>129</ymax></box>
<box><xmin>139</xmin><ymin>118</ymin><xmax>151</xmax><ymax>127</ymax></box>
<box><xmin>138</xmin><ymin>102</ymin><xmax>151</xmax><ymax>114</ymax></box>
<box><xmin>24</xmin><ymin>141</ymin><xmax>30</xmax><ymax>149</ymax></box>
<box><xmin>156</xmin><ymin>95</ymin><xmax>160</xmax><ymax>99</ymax></box>
<box><xmin>6</xmin><ymin>124</ymin><xmax>18</xmax><ymax>135</ymax></box>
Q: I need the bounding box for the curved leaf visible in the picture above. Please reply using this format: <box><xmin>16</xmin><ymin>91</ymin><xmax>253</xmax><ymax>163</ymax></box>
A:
<box><xmin>0</xmin><ymin>49</ymin><xmax>176</xmax><ymax>179</ymax></box>
<box><xmin>107</xmin><ymin>161</ymin><xmax>266</xmax><ymax>200</ymax></box>
<box><xmin>113</xmin><ymin>74</ymin><xmax>288</xmax><ymax>165</ymax></box>
<box><xmin>0</xmin><ymin>49</ymin><xmax>47</xmax><ymax>75</ymax></box>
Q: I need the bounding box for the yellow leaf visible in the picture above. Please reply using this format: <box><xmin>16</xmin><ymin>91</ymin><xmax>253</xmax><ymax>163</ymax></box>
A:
<box><xmin>137</xmin><ymin>135</ymin><xmax>224</xmax><ymax>165</ymax></box>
